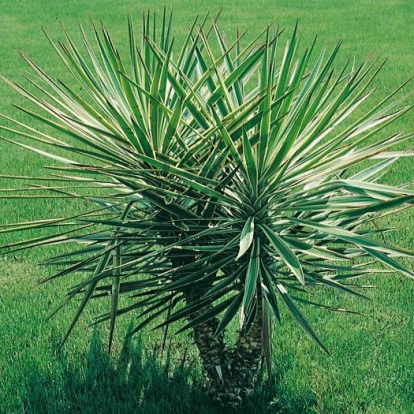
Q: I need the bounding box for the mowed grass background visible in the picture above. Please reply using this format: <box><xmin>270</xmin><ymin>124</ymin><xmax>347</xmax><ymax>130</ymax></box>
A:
<box><xmin>0</xmin><ymin>1</ymin><xmax>413</xmax><ymax>413</ymax></box>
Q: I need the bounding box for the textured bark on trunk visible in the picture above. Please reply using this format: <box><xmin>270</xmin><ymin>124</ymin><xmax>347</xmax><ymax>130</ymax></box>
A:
<box><xmin>191</xmin><ymin>299</ymin><xmax>263</xmax><ymax>407</ymax></box>
<box><xmin>169</xmin><ymin>244</ymin><xmax>264</xmax><ymax>406</ymax></box>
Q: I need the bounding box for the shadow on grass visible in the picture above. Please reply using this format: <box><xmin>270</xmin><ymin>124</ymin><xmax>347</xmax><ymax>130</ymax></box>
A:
<box><xmin>21</xmin><ymin>330</ymin><xmax>315</xmax><ymax>414</ymax></box>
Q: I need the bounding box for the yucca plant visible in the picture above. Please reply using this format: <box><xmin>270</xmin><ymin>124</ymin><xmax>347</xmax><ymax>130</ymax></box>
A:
<box><xmin>1</xmin><ymin>11</ymin><xmax>413</xmax><ymax>406</ymax></box>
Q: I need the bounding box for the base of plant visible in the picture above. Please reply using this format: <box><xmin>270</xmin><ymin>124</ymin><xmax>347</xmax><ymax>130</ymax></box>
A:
<box><xmin>192</xmin><ymin>312</ymin><xmax>263</xmax><ymax>407</ymax></box>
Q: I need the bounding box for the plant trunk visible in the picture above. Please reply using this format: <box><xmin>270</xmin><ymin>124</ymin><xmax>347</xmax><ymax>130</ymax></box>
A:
<box><xmin>191</xmin><ymin>299</ymin><xmax>263</xmax><ymax>407</ymax></box>
<box><xmin>168</xmin><ymin>241</ymin><xmax>263</xmax><ymax>406</ymax></box>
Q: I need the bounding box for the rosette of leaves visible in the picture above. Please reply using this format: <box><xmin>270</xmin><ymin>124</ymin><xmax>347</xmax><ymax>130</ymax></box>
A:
<box><xmin>1</xmin><ymin>11</ymin><xmax>413</xmax><ymax>406</ymax></box>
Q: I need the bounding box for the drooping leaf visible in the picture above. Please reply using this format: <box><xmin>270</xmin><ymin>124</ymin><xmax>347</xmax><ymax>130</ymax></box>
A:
<box><xmin>260</xmin><ymin>223</ymin><xmax>305</xmax><ymax>285</ymax></box>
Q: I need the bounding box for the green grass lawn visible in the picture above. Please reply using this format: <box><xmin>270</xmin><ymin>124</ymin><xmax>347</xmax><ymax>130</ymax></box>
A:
<box><xmin>1</xmin><ymin>1</ymin><xmax>413</xmax><ymax>413</ymax></box>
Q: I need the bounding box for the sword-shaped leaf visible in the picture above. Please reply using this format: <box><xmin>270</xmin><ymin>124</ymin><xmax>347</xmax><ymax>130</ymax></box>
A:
<box><xmin>241</xmin><ymin>238</ymin><xmax>260</xmax><ymax>326</ymax></box>
<box><xmin>236</xmin><ymin>216</ymin><xmax>255</xmax><ymax>260</ymax></box>
<box><xmin>276</xmin><ymin>283</ymin><xmax>329</xmax><ymax>354</ymax></box>
<box><xmin>260</xmin><ymin>223</ymin><xmax>305</xmax><ymax>285</ymax></box>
